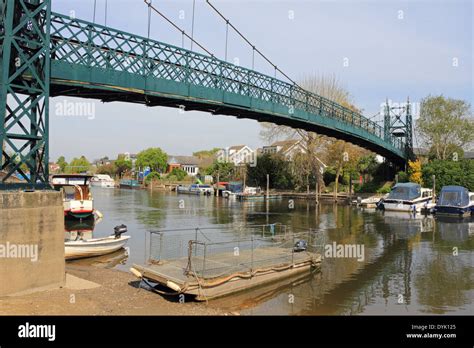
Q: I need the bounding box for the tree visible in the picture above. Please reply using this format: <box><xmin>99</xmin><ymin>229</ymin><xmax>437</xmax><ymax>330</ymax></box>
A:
<box><xmin>136</xmin><ymin>148</ymin><xmax>168</xmax><ymax>173</ymax></box>
<box><xmin>325</xmin><ymin>140</ymin><xmax>362</xmax><ymax>197</ymax></box>
<box><xmin>57</xmin><ymin>156</ymin><xmax>68</xmax><ymax>172</ymax></box>
<box><xmin>96</xmin><ymin>163</ymin><xmax>117</xmax><ymax>176</ymax></box>
<box><xmin>114</xmin><ymin>155</ymin><xmax>132</xmax><ymax>178</ymax></box>
<box><xmin>408</xmin><ymin>159</ymin><xmax>423</xmax><ymax>184</ymax></box>
<box><xmin>356</xmin><ymin>154</ymin><xmax>379</xmax><ymax>183</ymax></box>
<box><xmin>259</xmin><ymin>73</ymin><xmax>362</xmax><ymax>191</ymax></box>
<box><xmin>416</xmin><ymin>95</ymin><xmax>474</xmax><ymax>160</ymax></box>
<box><xmin>67</xmin><ymin>156</ymin><xmax>90</xmax><ymax>173</ymax></box>
<box><xmin>205</xmin><ymin>161</ymin><xmax>235</xmax><ymax>181</ymax></box>
<box><xmin>193</xmin><ymin>148</ymin><xmax>220</xmax><ymax>159</ymax></box>
<box><xmin>168</xmin><ymin>167</ymin><xmax>187</xmax><ymax>181</ymax></box>
<box><xmin>422</xmin><ymin>160</ymin><xmax>474</xmax><ymax>192</ymax></box>
<box><xmin>246</xmin><ymin>153</ymin><xmax>294</xmax><ymax>189</ymax></box>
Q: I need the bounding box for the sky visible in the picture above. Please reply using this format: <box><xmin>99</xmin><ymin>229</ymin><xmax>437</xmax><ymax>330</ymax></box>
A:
<box><xmin>49</xmin><ymin>0</ymin><xmax>473</xmax><ymax>162</ymax></box>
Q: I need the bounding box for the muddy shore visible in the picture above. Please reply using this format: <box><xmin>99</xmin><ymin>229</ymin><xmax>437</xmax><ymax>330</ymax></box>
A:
<box><xmin>0</xmin><ymin>265</ymin><xmax>230</xmax><ymax>316</ymax></box>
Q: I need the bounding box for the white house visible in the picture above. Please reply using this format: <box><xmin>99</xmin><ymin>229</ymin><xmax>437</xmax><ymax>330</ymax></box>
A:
<box><xmin>217</xmin><ymin>145</ymin><xmax>255</xmax><ymax>166</ymax></box>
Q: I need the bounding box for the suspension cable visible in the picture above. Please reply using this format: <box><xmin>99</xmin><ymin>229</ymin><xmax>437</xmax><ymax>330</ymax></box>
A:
<box><xmin>143</xmin><ymin>0</ymin><xmax>214</xmax><ymax>57</ymax></box>
<box><xmin>93</xmin><ymin>0</ymin><xmax>97</xmax><ymax>24</ymax></box>
<box><xmin>224</xmin><ymin>20</ymin><xmax>229</xmax><ymax>61</ymax></box>
<box><xmin>190</xmin><ymin>0</ymin><xmax>196</xmax><ymax>51</ymax></box>
<box><xmin>206</xmin><ymin>0</ymin><xmax>299</xmax><ymax>86</ymax></box>
<box><xmin>104</xmin><ymin>0</ymin><xmax>108</xmax><ymax>26</ymax></box>
<box><xmin>147</xmin><ymin>0</ymin><xmax>152</xmax><ymax>38</ymax></box>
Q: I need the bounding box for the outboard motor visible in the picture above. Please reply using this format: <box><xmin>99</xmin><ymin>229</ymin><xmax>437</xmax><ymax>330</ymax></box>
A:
<box><xmin>293</xmin><ymin>239</ymin><xmax>308</xmax><ymax>252</ymax></box>
<box><xmin>113</xmin><ymin>224</ymin><xmax>128</xmax><ymax>239</ymax></box>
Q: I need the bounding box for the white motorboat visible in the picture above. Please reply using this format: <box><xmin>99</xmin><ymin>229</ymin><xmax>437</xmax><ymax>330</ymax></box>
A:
<box><xmin>91</xmin><ymin>174</ymin><xmax>116</xmax><ymax>188</ymax></box>
<box><xmin>65</xmin><ymin>225</ymin><xmax>130</xmax><ymax>260</ymax></box>
<box><xmin>52</xmin><ymin>174</ymin><xmax>94</xmax><ymax>219</ymax></box>
<box><xmin>378</xmin><ymin>183</ymin><xmax>433</xmax><ymax>213</ymax></box>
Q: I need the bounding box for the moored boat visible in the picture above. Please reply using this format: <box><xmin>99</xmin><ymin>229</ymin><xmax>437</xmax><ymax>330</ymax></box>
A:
<box><xmin>434</xmin><ymin>186</ymin><xmax>474</xmax><ymax>217</ymax></box>
<box><xmin>91</xmin><ymin>174</ymin><xmax>115</xmax><ymax>188</ymax></box>
<box><xmin>65</xmin><ymin>224</ymin><xmax>130</xmax><ymax>260</ymax></box>
<box><xmin>52</xmin><ymin>174</ymin><xmax>94</xmax><ymax>219</ymax></box>
<box><xmin>119</xmin><ymin>179</ymin><xmax>141</xmax><ymax>189</ymax></box>
<box><xmin>378</xmin><ymin>182</ymin><xmax>433</xmax><ymax>213</ymax></box>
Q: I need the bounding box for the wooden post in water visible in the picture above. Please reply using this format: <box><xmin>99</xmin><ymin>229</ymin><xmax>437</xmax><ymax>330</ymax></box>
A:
<box><xmin>315</xmin><ymin>181</ymin><xmax>319</xmax><ymax>205</ymax></box>
<box><xmin>216</xmin><ymin>172</ymin><xmax>220</xmax><ymax>197</ymax></box>
<box><xmin>306</xmin><ymin>174</ymin><xmax>309</xmax><ymax>195</ymax></box>
<box><xmin>432</xmin><ymin>174</ymin><xmax>436</xmax><ymax>203</ymax></box>
<box><xmin>266</xmin><ymin>174</ymin><xmax>270</xmax><ymax>200</ymax></box>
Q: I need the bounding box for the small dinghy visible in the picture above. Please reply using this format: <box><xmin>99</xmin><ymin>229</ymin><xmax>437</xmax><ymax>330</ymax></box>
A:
<box><xmin>65</xmin><ymin>224</ymin><xmax>130</xmax><ymax>260</ymax></box>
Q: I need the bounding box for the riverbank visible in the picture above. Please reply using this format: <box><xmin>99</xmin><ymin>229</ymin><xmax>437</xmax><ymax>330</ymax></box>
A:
<box><xmin>0</xmin><ymin>264</ymin><xmax>228</xmax><ymax>316</ymax></box>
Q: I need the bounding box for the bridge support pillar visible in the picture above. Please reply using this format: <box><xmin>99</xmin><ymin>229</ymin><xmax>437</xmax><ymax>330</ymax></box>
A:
<box><xmin>0</xmin><ymin>0</ymin><xmax>51</xmax><ymax>189</ymax></box>
<box><xmin>0</xmin><ymin>190</ymin><xmax>65</xmax><ymax>296</ymax></box>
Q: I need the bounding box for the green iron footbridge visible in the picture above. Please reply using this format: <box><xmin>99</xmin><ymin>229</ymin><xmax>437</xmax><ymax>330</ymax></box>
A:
<box><xmin>0</xmin><ymin>0</ymin><xmax>412</xmax><ymax>189</ymax></box>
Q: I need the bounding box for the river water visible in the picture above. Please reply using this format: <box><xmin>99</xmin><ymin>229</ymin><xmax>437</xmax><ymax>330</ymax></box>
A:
<box><xmin>67</xmin><ymin>187</ymin><xmax>474</xmax><ymax>315</ymax></box>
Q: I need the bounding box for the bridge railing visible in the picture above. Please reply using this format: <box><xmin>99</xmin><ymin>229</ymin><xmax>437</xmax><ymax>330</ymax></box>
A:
<box><xmin>49</xmin><ymin>12</ymin><xmax>404</xmax><ymax>153</ymax></box>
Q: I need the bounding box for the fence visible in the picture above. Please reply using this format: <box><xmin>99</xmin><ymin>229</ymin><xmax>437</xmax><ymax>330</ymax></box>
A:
<box><xmin>148</xmin><ymin>224</ymin><xmax>326</xmax><ymax>280</ymax></box>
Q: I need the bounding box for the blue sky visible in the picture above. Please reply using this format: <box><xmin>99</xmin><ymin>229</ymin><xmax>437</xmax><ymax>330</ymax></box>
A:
<box><xmin>50</xmin><ymin>0</ymin><xmax>472</xmax><ymax>161</ymax></box>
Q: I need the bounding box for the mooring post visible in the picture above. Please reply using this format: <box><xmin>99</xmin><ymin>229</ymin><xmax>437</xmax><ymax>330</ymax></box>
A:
<box><xmin>216</xmin><ymin>172</ymin><xmax>220</xmax><ymax>197</ymax></box>
<box><xmin>315</xmin><ymin>181</ymin><xmax>319</xmax><ymax>205</ymax></box>
<box><xmin>432</xmin><ymin>175</ymin><xmax>436</xmax><ymax>203</ymax></box>
<box><xmin>266</xmin><ymin>174</ymin><xmax>270</xmax><ymax>200</ymax></box>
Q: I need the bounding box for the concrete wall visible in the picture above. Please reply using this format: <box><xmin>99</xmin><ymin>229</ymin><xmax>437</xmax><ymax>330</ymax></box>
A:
<box><xmin>0</xmin><ymin>191</ymin><xmax>65</xmax><ymax>296</ymax></box>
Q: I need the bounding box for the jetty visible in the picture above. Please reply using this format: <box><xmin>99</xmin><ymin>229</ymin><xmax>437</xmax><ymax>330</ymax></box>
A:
<box><xmin>130</xmin><ymin>225</ymin><xmax>323</xmax><ymax>301</ymax></box>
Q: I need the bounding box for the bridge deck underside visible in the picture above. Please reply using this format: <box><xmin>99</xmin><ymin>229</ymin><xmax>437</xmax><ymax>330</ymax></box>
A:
<box><xmin>50</xmin><ymin>73</ymin><xmax>405</xmax><ymax>165</ymax></box>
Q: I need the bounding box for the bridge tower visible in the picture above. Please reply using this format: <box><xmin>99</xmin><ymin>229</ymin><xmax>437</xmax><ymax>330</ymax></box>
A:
<box><xmin>0</xmin><ymin>0</ymin><xmax>51</xmax><ymax>189</ymax></box>
<box><xmin>383</xmin><ymin>98</ymin><xmax>414</xmax><ymax>163</ymax></box>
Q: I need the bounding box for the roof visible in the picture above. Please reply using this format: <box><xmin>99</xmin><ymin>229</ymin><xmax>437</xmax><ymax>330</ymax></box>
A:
<box><xmin>440</xmin><ymin>185</ymin><xmax>468</xmax><ymax>192</ymax></box>
<box><xmin>393</xmin><ymin>182</ymin><xmax>420</xmax><ymax>188</ymax></box>
<box><xmin>228</xmin><ymin>145</ymin><xmax>247</xmax><ymax>152</ymax></box>
<box><xmin>168</xmin><ymin>156</ymin><xmax>200</xmax><ymax>165</ymax></box>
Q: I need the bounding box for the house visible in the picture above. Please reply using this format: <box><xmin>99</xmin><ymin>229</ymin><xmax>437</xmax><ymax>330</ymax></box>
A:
<box><xmin>93</xmin><ymin>156</ymin><xmax>112</xmax><ymax>168</ymax></box>
<box><xmin>49</xmin><ymin>162</ymin><xmax>60</xmax><ymax>174</ymax></box>
<box><xmin>262</xmin><ymin>139</ymin><xmax>306</xmax><ymax>161</ymax></box>
<box><xmin>167</xmin><ymin>155</ymin><xmax>200</xmax><ymax>176</ymax></box>
<box><xmin>216</xmin><ymin>145</ymin><xmax>255</xmax><ymax>166</ymax></box>
<box><xmin>262</xmin><ymin>139</ymin><xmax>327</xmax><ymax>168</ymax></box>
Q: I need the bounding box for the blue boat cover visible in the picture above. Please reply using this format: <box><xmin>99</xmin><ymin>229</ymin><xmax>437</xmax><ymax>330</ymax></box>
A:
<box><xmin>387</xmin><ymin>183</ymin><xmax>421</xmax><ymax>200</ymax></box>
<box><xmin>438</xmin><ymin>186</ymin><xmax>469</xmax><ymax>207</ymax></box>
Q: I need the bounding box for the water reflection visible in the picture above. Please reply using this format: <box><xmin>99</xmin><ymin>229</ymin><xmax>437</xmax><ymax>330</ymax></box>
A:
<box><xmin>86</xmin><ymin>188</ymin><xmax>473</xmax><ymax>315</ymax></box>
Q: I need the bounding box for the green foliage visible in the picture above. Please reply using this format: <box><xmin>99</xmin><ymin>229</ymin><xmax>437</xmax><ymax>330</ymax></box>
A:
<box><xmin>57</xmin><ymin>156</ymin><xmax>67</xmax><ymax>172</ymax></box>
<box><xmin>168</xmin><ymin>167</ymin><xmax>187</xmax><ymax>181</ymax></box>
<box><xmin>354</xmin><ymin>181</ymin><xmax>393</xmax><ymax>194</ymax></box>
<box><xmin>417</xmin><ymin>95</ymin><xmax>473</xmax><ymax>160</ymax></box>
<box><xmin>145</xmin><ymin>171</ymin><xmax>161</xmax><ymax>183</ymax></box>
<box><xmin>96</xmin><ymin>163</ymin><xmax>116</xmax><ymax>176</ymax></box>
<box><xmin>136</xmin><ymin>147</ymin><xmax>168</xmax><ymax>173</ymax></box>
<box><xmin>422</xmin><ymin>159</ymin><xmax>474</xmax><ymax>192</ymax></box>
<box><xmin>396</xmin><ymin>171</ymin><xmax>409</xmax><ymax>183</ymax></box>
<box><xmin>193</xmin><ymin>148</ymin><xmax>220</xmax><ymax>159</ymax></box>
<box><xmin>114</xmin><ymin>155</ymin><xmax>132</xmax><ymax>177</ymax></box>
<box><xmin>67</xmin><ymin>156</ymin><xmax>90</xmax><ymax>173</ymax></box>
<box><xmin>246</xmin><ymin>154</ymin><xmax>293</xmax><ymax>189</ymax></box>
<box><xmin>205</xmin><ymin>161</ymin><xmax>235</xmax><ymax>181</ymax></box>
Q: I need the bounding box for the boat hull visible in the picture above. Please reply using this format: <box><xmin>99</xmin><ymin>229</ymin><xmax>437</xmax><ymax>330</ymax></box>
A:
<box><xmin>65</xmin><ymin>236</ymin><xmax>130</xmax><ymax>260</ymax></box>
<box><xmin>64</xmin><ymin>199</ymin><xmax>94</xmax><ymax>219</ymax></box>
<box><xmin>435</xmin><ymin>205</ymin><xmax>472</xmax><ymax>217</ymax></box>
<box><xmin>381</xmin><ymin>198</ymin><xmax>432</xmax><ymax>213</ymax></box>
